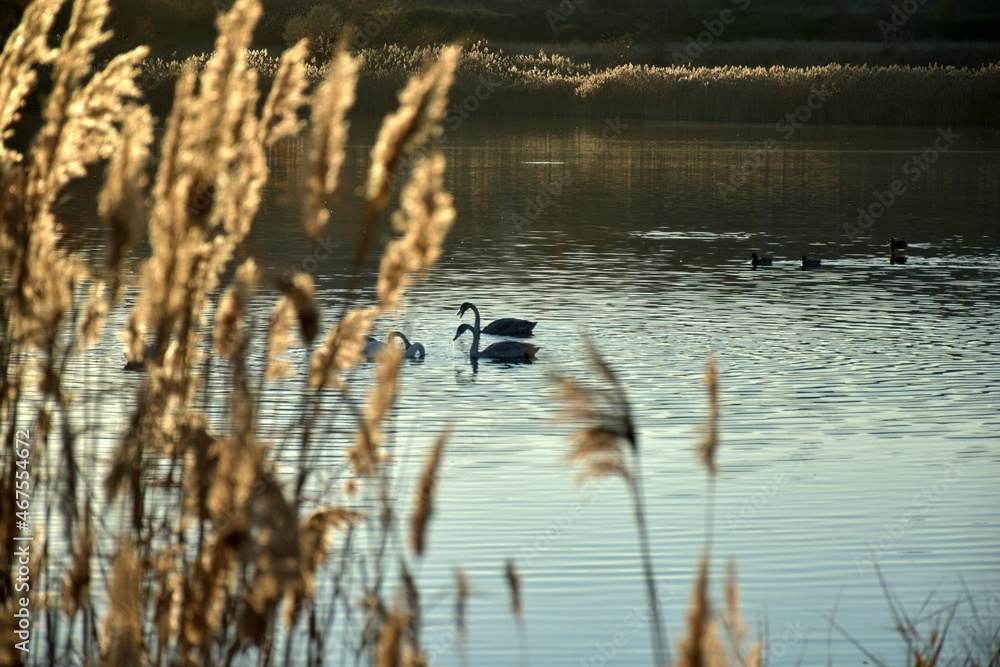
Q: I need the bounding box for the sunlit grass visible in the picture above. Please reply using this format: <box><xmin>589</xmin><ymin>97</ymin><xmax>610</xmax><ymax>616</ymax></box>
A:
<box><xmin>137</xmin><ymin>41</ymin><xmax>1000</xmax><ymax>126</ymax></box>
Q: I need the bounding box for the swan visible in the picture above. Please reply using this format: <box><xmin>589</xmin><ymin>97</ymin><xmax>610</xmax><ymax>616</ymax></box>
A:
<box><xmin>801</xmin><ymin>255</ymin><xmax>822</xmax><ymax>269</ymax></box>
<box><xmin>889</xmin><ymin>252</ymin><xmax>908</xmax><ymax>265</ymax></box>
<box><xmin>362</xmin><ymin>335</ymin><xmax>385</xmax><ymax>361</ymax></box>
<box><xmin>457</xmin><ymin>302</ymin><xmax>536</xmax><ymax>337</ymax></box>
<box><xmin>889</xmin><ymin>238</ymin><xmax>908</xmax><ymax>250</ymax></box>
<box><xmin>750</xmin><ymin>252</ymin><xmax>773</xmax><ymax>269</ymax></box>
<box><xmin>364</xmin><ymin>332</ymin><xmax>426</xmax><ymax>361</ymax></box>
<box><xmin>454</xmin><ymin>323</ymin><xmax>539</xmax><ymax>360</ymax></box>
<box><xmin>389</xmin><ymin>332</ymin><xmax>426</xmax><ymax>359</ymax></box>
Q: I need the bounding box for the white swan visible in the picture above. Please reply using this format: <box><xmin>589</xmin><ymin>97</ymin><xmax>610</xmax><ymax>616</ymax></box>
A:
<box><xmin>457</xmin><ymin>302</ymin><xmax>536</xmax><ymax>337</ymax></box>
<box><xmin>454</xmin><ymin>323</ymin><xmax>539</xmax><ymax>360</ymax></box>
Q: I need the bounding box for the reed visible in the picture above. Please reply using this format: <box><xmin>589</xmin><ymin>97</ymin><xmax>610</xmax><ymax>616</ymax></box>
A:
<box><xmin>135</xmin><ymin>42</ymin><xmax>1000</xmax><ymax>126</ymax></box>
<box><xmin>554</xmin><ymin>336</ymin><xmax>669</xmax><ymax>666</ymax></box>
<box><xmin>1</xmin><ymin>0</ymin><xmax>460</xmax><ymax>663</ymax></box>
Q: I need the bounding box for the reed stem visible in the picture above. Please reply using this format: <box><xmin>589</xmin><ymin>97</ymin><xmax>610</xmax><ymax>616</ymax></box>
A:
<box><xmin>629</xmin><ymin>454</ymin><xmax>670</xmax><ymax>667</ymax></box>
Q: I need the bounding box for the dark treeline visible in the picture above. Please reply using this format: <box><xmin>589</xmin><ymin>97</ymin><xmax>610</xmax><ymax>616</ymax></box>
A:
<box><xmin>2</xmin><ymin>0</ymin><xmax>999</xmax><ymax>66</ymax></box>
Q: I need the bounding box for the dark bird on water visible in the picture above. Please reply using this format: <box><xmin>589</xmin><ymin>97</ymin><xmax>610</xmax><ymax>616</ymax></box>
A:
<box><xmin>457</xmin><ymin>302</ymin><xmax>536</xmax><ymax>337</ymax></box>
<box><xmin>454</xmin><ymin>323</ymin><xmax>539</xmax><ymax>360</ymax></box>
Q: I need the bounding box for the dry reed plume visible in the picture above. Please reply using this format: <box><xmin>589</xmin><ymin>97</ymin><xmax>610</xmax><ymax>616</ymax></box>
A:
<box><xmin>672</xmin><ymin>358</ymin><xmax>762</xmax><ymax>667</ymax></box>
<box><xmin>555</xmin><ymin>336</ymin><xmax>669</xmax><ymax>666</ymax></box>
<box><xmin>1</xmin><ymin>0</ymin><xmax>461</xmax><ymax>664</ymax></box>
<box><xmin>408</xmin><ymin>428</ymin><xmax>448</xmax><ymax>557</ymax></box>
<box><xmin>556</xmin><ymin>345</ymin><xmax>772</xmax><ymax>667</ymax></box>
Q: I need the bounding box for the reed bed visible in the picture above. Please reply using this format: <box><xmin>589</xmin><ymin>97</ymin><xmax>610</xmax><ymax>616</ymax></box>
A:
<box><xmin>136</xmin><ymin>42</ymin><xmax>1000</xmax><ymax>126</ymax></box>
<box><xmin>1</xmin><ymin>1</ymin><xmax>998</xmax><ymax>666</ymax></box>
<box><xmin>500</xmin><ymin>39</ymin><xmax>1000</xmax><ymax>70</ymax></box>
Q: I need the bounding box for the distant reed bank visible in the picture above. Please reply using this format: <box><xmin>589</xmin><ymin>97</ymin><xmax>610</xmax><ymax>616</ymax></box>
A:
<box><xmin>137</xmin><ymin>43</ymin><xmax>1000</xmax><ymax>126</ymax></box>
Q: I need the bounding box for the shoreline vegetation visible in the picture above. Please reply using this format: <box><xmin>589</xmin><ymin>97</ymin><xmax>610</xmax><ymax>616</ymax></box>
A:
<box><xmin>134</xmin><ymin>43</ymin><xmax>999</xmax><ymax>126</ymax></box>
<box><xmin>1</xmin><ymin>0</ymin><xmax>998</xmax><ymax>666</ymax></box>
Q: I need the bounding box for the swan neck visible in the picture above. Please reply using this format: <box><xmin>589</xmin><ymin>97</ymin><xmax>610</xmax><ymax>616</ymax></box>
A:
<box><xmin>468</xmin><ymin>303</ymin><xmax>481</xmax><ymax>331</ymax></box>
<box><xmin>469</xmin><ymin>326</ymin><xmax>480</xmax><ymax>357</ymax></box>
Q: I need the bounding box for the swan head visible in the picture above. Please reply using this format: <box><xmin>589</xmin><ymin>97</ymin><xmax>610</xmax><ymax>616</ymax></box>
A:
<box><xmin>750</xmin><ymin>253</ymin><xmax>759</xmax><ymax>260</ymax></box>
<box><xmin>456</xmin><ymin>302</ymin><xmax>476</xmax><ymax>319</ymax></box>
<box><xmin>454</xmin><ymin>323</ymin><xmax>476</xmax><ymax>341</ymax></box>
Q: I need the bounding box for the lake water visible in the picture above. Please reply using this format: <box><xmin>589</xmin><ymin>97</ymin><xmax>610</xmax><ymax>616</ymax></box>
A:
<box><xmin>63</xmin><ymin>117</ymin><xmax>1000</xmax><ymax>665</ymax></box>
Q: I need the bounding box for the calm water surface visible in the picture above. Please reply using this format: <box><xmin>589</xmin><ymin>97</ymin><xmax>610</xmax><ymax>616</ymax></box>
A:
<box><xmin>69</xmin><ymin>118</ymin><xmax>999</xmax><ymax>665</ymax></box>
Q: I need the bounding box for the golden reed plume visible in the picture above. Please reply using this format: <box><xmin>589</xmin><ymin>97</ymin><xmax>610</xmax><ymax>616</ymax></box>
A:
<box><xmin>304</xmin><ymin>47</ymin><xmax>358</xmax><ymax>239</ymax></box>
<box><xmin>409</xmin><ymin>428</ymin><xmax>450</xmax><ymax>556</ymax></box>
<box><xmin>698</xmin><ymin>356</ymin><xmax>721</xmax><ymax>477</ymax></box>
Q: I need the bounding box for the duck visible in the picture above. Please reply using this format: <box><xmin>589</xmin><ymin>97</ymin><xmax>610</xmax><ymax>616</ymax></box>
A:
<box><xmin>889</xmin><ymin>252</ymin><xmax>908</xmax><ymax>265</ymax></box>
<box><xmin>889</xmin><ymin>238</ymin><xmax>908</xmax><ymax>250</ymax></box>
<box><xmin>800</xmin><ymin>256</ymin><xmax>822</xmax><ymax>269</ymax></box>
<box><xmin>454</xmin><ymin>323</ymin><xmax>539</xmax><ymax>360</ymax></box>
<box><xmin>457</xmin><ymin>302</ymin><xmax>536</xmax><ymax>337</ymax></box>
<box><xmin>123</xmin><ymin>342</ymin><xmax>157</xmax><ymax>371</ymax></box>
<box><xmin>390</xmin><ymin>332</ymin><xmax>426</xmax><ymax>359</ymax></box>
<box><xmin>750</xmin><ymin>253</ymin><xmax>773</xmax><ymax>269</ymax></box>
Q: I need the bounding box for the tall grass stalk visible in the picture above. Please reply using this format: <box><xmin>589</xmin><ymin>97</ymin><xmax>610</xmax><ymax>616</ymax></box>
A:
<box><xmin>698</xmin><ymin>356</ymin><xmax>720</xmax><ymax>556</ymax></box>
<box><xmin>555</xmin><ymin>336</ymin><xmax>669</xmax><ymax>666</ymax></box>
